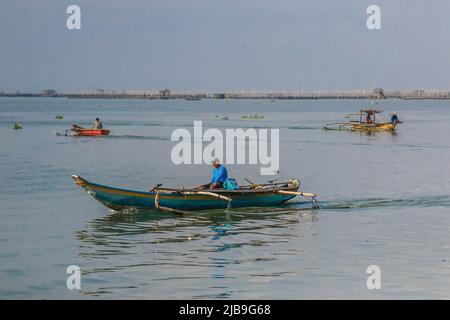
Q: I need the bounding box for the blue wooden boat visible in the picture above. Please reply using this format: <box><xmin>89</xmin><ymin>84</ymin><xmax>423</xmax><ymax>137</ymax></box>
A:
<box><xmin>72</xmin><ymin>175</ymin><xmax>314</xmax><ymax>212</ymax></box>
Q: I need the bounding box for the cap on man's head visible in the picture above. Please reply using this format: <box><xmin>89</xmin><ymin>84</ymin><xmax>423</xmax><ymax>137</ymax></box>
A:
<box><xmin>212</xmin><ymin>158</ymin><xmax>220</xmax><ymax>164</ymax></box>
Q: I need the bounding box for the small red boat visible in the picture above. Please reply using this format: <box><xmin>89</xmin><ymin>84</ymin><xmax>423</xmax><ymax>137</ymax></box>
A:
<box><xmin>73</xmin><ymin>128</ymin><xmax>110</xmax><ymax>136</ymax></box>
<box><xmin>56</xmin><ymin>125</ymin><xmax>111</xmax><ymax>137</ymax></box>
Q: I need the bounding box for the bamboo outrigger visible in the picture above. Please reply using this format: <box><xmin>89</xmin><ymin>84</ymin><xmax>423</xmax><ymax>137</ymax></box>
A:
<box><xmin>72</xmin><ymin>175</ymin><xmax>318</xmax><ymax>214</ymax></box>
<box><xmin>323</xmin><ymin>108</ymin><xmax>400</xmax><ymax>132</ymax></box>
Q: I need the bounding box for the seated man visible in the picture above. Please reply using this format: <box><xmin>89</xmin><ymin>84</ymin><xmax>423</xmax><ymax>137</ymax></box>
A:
<box><xmin>92</xmin><ymin>118</ymin><xmax>103</xmax><ymax>129</ymax></box>
<box><xmin>391</xmin><ymin>112</ymin><xmax>400</xmax><ymax>124</ymax></box>
<box><xmin>209</xmin><ymin>158</ymin><xmax>228</xmax><ymax>189</ymax></box>
<box><xmin>365</xmin><ymin>113</ymin><xmax>373</xmax><ymax>124</ymax></box>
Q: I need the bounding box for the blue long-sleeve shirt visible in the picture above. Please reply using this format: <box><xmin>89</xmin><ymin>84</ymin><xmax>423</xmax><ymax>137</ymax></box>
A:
<box><xmin>210</xmin><ymin>165</ymin><xmax>228</xmax><ymax>183</ymax></box>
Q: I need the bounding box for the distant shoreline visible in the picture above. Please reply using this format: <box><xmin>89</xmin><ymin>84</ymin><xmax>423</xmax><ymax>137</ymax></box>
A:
<box><xmin>1</xmin><ymin>88</ymin><xmax>450</xmax><ymax>100</ymax></box>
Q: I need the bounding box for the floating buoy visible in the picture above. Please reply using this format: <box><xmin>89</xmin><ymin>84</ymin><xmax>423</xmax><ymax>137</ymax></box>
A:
<box><xmin>14</xmin><ymin>122</ymin><xmax>22</xmax><ymax>130</ymax></box>
<box><xmin>54</xmin><ymin>115</ymin><xmax>64</xmax><ymax>120</ymax></box>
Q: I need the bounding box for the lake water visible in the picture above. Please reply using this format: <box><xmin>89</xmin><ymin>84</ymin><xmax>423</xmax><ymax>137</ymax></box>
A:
<box><xmin>1</xmin><ymin>97</ymin><xmax>450</xmax><ymax>299</ymax></box>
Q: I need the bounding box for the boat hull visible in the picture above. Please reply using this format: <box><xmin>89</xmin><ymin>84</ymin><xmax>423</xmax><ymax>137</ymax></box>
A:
<box><xmin>74</xmin><ymin>129</ymin><xmax>110</xmax><ymax>136</ymax></box>
<box><xmin>350</xmin><ymin>122</ymin><xmax>397</xmax><ymax>132</ymax></box>
<box><xmin>72</xmin><ymin>176</ymin><xmax>301</xmax><ymax>211</ymax></box>
<box><xmin>324</xmin><ymin>122</ymin><xmax>397</xmax><ymax>132</ymax></box>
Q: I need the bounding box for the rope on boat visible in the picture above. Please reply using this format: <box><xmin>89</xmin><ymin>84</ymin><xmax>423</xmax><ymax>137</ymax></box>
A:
<box><xmin>312</xmin><ymin>197</ymin><xmax>320</xmax><ymax>209</ymax></box>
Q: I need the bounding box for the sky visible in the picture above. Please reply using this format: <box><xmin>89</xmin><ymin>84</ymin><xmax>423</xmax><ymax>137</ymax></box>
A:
<box><xmin>1</xmin><ymin>0</ymin><xmax>450</xmax><ymax>92</ymax></box>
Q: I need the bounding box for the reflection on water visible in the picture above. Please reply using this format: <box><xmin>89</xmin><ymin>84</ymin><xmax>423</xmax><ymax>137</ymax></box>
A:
<box><xmin>75</xmin><ymin>208</ymin><xmax>318</xmax><ymax>297</ymax></box>
<box><xmin>73</xmin><ymin>193</ymin><xmax>450</xmax><ymax>298</ymax></box>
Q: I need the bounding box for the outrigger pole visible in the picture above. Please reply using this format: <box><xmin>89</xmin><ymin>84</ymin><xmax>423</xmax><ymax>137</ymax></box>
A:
<box><xmin>154</xmin><ymin>186</ymin><xmax>317</xmax><ymax>213</ymax></box>
<box><xmin>276</xmin><ymin>190</ymin><xmax>319</xmax><ymax>209</ymax></box>
<box><xmin>154</xmin><ymin>191</ymin><xmax>233</xmax><ymax>215</ymax></box>
<box><xmin>154</xmin><ymin>193</ymin><xmax>190</xmax><ymax>215</ymax></box>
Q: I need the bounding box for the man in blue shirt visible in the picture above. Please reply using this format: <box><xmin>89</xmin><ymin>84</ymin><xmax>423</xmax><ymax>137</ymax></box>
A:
<box><xmin>209</xmin><ymin>158</ymin><xmax>228</xmax><ymax>189</ymax></box>
<box><xmin>391</xmin><ymin>112</ymin><xmax>400</xmax><ymax>124</ymax></box>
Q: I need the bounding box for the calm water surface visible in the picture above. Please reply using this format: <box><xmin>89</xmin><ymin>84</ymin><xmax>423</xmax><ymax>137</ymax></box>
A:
<box><xmin>1</xmin><ymin>97</ymin><xmax>450</xmax><ymax>299</ymax></box>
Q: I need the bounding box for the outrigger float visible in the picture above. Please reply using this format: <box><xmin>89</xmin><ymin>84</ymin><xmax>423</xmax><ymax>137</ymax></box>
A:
<box><xmin>323</xmin><ymin>108</ymin><xmax>399</xmax><ymax>132</ymax></box>
<box><xmin>72</xmin><ymin>175</ymin><xmax>318</xmax><ymax>215</ymax></box>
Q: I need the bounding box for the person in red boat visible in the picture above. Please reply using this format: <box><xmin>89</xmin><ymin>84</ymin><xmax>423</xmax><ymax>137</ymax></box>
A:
<box><xmin>92</xmin><ymin>118</ymin><xmax>103</xmax><ymax>129</ymax></box>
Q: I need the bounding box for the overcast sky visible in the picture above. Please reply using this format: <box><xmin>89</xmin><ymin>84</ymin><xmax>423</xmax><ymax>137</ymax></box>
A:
<box><xmin>1</xmin><ymin>0</ymin><xmax>450</xmax><ymax>92</ymax></box>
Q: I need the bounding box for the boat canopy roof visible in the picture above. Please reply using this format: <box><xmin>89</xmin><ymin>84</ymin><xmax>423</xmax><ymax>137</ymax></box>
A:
<box><xmin>361</xmin><ymin>108</ymin><xmax>383</xmax><ymax>115</ymax></box>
